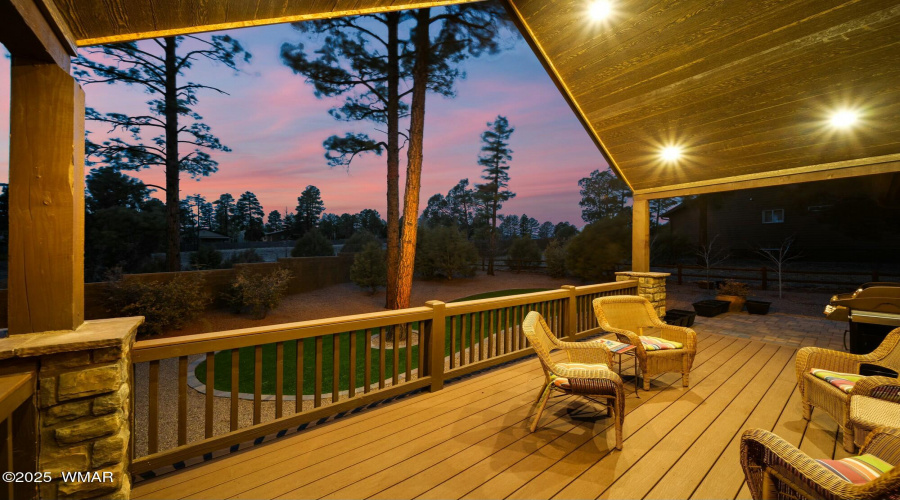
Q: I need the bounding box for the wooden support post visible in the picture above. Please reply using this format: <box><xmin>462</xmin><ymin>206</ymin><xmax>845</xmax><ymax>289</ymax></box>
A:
<box><xmin>426</xmin><ymin>300</ymin><xmax>446</xmax><ymax>392</ymax></box>
<box><xmin>632</xmin><ymin>196</ymin><xmax>650</xmax><ymax>273</ymax></box>
<box><xmin>561</xmin><ymin>285</ymin><xmax>577</xmax><ymax>338</ymax></box>
<box><xmin>8</xmin><ymin>60</ymin><xmax>85</xmax><ymax>334</ymax></box>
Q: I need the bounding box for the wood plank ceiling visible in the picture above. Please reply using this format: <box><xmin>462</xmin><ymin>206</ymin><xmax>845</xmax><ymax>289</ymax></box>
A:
<box><xmin>48</xmin><ymin>0</ymin><xmax>900</xmax><ymax>196</ymax></box>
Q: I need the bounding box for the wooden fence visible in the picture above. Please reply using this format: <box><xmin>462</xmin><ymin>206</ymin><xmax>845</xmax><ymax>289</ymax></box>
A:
<box><xmin>659</xmin><ymin>264</ymin><xmax>900</xmax><ymax>290</ymax></box>
<box><xmin>129</xmin><ymin>280</ymin><xmax>638</xmax><ymax>475</ymax></box>
<box><xmin>0</xmin><ymin>365</ymin><xmax>37</xmax><ymax>500</ymax></box>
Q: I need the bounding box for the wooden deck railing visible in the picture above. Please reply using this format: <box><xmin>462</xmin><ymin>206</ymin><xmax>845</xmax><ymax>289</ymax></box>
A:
<box><xmin>0</xmin><ymin>367</ymin><xmax>37</xmax><ymax>500</ymax></box>
<box><xmin>129</xmin><ymin>280</ymin><xmax>638</xmax><ymax>474</ymax></box>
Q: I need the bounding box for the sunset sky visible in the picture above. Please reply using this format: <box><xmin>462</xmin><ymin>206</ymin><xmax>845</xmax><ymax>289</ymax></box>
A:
<box><xmin>0</xmin><ymin>16</ymin><xmax>610</xmax><ymax>226</ymax></box>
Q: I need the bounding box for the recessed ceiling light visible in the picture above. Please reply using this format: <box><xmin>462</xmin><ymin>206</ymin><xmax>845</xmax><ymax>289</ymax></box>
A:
<box><xmin>589</xmin><ymin>0</ymin><xmax>613</xmax><ymax>20</ymax></box>
<box><xmin>830</xmin><ymin>109</ymin><xmax>859</xmax><ymax>129</ymax></box>
<box><xmin>661</xmin><ymin>146</ymin><xmax>682</xmax><ymax>162</ymax></box>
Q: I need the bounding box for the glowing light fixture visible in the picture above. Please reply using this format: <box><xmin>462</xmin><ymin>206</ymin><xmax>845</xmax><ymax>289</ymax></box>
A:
<box><xmin>660</xmin><ymin>146</ymin><xmax>682</xmax><ymax>162</ymax></box>
<box><xmin>829</xmin><ymin>109</ymin><xmax>859</xmax><ymax>129</ymax></box>
<box><xmin>589</xmin><ymin>0</ymin><xmax>613</xmax><ymax>20</ymax></box>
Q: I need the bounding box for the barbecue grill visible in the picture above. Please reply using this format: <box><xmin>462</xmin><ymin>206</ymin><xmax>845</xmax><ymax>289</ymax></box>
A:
<box><xmin>825</xmin><ymin>282</ymin><xmax>900</xmax><ymax>357</ymax></box>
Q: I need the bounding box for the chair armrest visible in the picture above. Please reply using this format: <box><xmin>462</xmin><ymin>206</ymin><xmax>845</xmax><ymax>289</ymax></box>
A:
<box><xmin>558</xmin><ymin>339</ymin><xmax>614</xmax><ymax>366</ymax></box>
<box><xmin>795</xmin><ymin>347</ymin><xmax>864</xmax><ymax>386</ymax></box>
<box><xmin>741</xmin><ymin>428</ymin><xmax>859</xmax><ymax>500</ymax></box>
<box><xmin>853</xmin><ymin>376</ymin><xmax>900</xmax><ymax>403</ymax></box>
<box><xmin>861</xmin><ymin>426</ymin><xmax>900</xmax><ymax>465</ymax></box>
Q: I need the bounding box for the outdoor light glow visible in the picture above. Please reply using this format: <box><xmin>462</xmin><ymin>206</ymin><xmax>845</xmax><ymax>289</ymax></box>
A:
<box><xmin>589</xmin><ymin>0</ymin><xmax>613</xmax><ymax>20</ymax></box>
<box><xmin>661</xmin><ymin>146</ymin><xmax>682</xmax><ymax>162</ymax></box>
<box><xmin>830</xmin><ymin>109</ymin><xmax>859</xmax><ymax>129</ymax></box>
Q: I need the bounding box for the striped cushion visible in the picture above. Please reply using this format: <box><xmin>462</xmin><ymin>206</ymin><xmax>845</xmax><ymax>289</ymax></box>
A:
<box><xmin>551</xmin><ymin>362</ymin><xmax>609</xmax><ymax>390</ymax></box>
<box><xmin>640</xmin><ymin>336</ymin><xmax>683</xmax><ymax>351</ymax></box>
<box><xmin>598</xmin><ymin>339</ymin><xmax>636</xmax><ymax>354</ymax></box>
<box><xmin>816</xmin><ymin>454</ymin><xmax>893</xmax><ymax>484</ymax></box>
<box><xmin>810</xmin><ymin>369</ymin><xmax>863</xmax><ymax>393</ymax></box>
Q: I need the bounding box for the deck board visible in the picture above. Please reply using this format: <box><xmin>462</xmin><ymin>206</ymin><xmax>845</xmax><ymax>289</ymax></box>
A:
<box><xmin>132</xmin><ymin>333</ymin><xmax>839</xmax><ymax>500</ymax></box>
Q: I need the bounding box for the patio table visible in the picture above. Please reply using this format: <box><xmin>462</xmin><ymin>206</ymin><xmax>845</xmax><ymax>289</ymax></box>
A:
<box><xmin>597</xmin><ymin>338</ymin><xmax>640</xmax><ymax>397</ymax></box>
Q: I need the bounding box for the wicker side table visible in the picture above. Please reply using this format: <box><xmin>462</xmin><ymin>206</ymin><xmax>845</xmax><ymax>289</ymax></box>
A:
<box><xmin>849</xmin><ymin>395</ymin><xmax>900</xmax><ymax>448</ymax></box>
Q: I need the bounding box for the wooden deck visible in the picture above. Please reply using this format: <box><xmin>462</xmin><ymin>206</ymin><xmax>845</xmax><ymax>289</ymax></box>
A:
<box><xmin>133</xmin><ymin>332</ymin><xmax>845</xmax><ymax>500</ymax></box>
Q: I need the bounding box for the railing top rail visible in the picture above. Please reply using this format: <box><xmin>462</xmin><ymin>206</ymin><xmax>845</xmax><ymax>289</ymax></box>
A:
<box><xmin>573</xmin><ymin>280</ymin><xmax>638</xmax><ymax>295</ymax></box>
<box><xmin>0</xmin><ymin>370</ymin><xmax>35</xmax><ymax>423</ymax></box>
<box><xmin>133</xmin><ymin>306</ymin><xmax>433</xmax><ymax>362</ymax></box>
<box><xmin>444</xmin><ymin>289</ymin><xmax>569</xmax><ymax>314</ymax></box>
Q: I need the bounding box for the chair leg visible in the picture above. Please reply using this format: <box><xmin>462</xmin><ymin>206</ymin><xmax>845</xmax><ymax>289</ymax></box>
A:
<box><xmin>642</xmin><ymin>375</ymin><xmax>650</xmax><ymax>391</ymax></box>
<box><xmin>533</xmin><ymin>383</ymin><xmax>549</xmax><ymax>407</ymax></box>
<box><xmin>802</xmin><ymin>402</ymin><xmax>812</xmax><ymax>421</ymax></box>
<box><xmin>682</xmin><ymin>372</ymin><xmax>690</xmax><ymax>387</ymax></box>
<box><xmin>530</xmin><ymin>384</ymin><xmax>552</xmax><ymax>432</ymax></box>
<box><xmin>842</xmin><ymin>424</ymin><xmax>856</xmax><ymax>453</ymax></box>
<box><xmin>614</xmin><ymin>399</ymin><xmax>623</xmax><ymax>450</ymax></box>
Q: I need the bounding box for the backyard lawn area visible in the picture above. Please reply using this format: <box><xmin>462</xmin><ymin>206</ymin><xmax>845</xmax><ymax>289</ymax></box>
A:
<box><xmin>195</xmin><ymin>289</ymin><xmax>548</xmax><ymax>395</ymax></box>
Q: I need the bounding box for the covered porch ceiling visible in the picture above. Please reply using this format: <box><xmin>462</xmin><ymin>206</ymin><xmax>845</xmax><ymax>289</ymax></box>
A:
<box><xmin>43</xmin><ymin>0</ymin><xmax>900</xmax><ymax>198</ymax></box>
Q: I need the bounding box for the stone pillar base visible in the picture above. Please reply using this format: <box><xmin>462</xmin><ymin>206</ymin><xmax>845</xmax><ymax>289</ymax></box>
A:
<box><xmin>0</xmin><ymin>317</ymin><xmax>142</xmax><ymax>499</ymax></box>
<box><xmin>615</xmin><ymin>271</ymin><xmax>670</xmax><ymax>317</ymax></box>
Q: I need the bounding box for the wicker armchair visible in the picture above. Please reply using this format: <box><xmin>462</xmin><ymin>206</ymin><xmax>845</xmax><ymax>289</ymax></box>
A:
<box><xmin>795</xmin><ymin>328</ymin><xmax>900</xmax><ymax>452</ymax></box>
<box><xmin>740</xmin><ymin>427</ymin><xmax>900</xmax><ymax>500</ymax></box>
<box><xmin>592</xmin><ymin>295</ymin><xmax>697</xmax><ymax>390</ymax></box>
<box><xmin>851</xmin><ymin>376</ymin><xmax>900</xmax><ymax>447</ymax></box>
<box><xmin>522</xmin><ymin>311</ymin><xmax>624</xmax><ymax>449</ymax></box>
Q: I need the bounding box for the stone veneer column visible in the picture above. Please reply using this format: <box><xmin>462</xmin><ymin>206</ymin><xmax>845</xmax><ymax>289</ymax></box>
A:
<box><xmin>0</xmin><ymin>317</ymin><xmax>142</xmax><ymax>500</ymax></box>
<box><xmin>615</xmin><ymin>271</ymin><xmax>670</xmax><ymax>317</ymax></box>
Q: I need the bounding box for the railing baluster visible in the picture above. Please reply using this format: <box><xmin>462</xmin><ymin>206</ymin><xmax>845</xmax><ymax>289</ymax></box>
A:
<box><xmin>364</xmin><ymin>329</ymin><xmax>372</xmax><ymax>393</ymax></box>
<box><xmin>349</xmin><ymin>331</ymin><xmax>357</xmax><ymax>398</ymax></box>
<box><xmin>417</xmin><ymin>323</ymin><xmax>425</xmax><ymax>378</ymax></box>
<box><xmin>405</xmin><ymin>323</ymin><xmax>412</xmax><ymax>383</ymax></box>
<box><xmin>253</xmin><ymin>345</ymin><xmax>262</xmax><ymax>424</ymax></box>
<box><xmin>478</xmin><ymin>312</ymin><xmax>485</xmax><ymax>361</ymax></box>
<box><xmin>332</xmin><ymin>333</ymin><xmax>340</xmax><ymax>403</ymax></box>
<box><xmin>231</xmin><ymin>349</ymin><xmax>240</xmax><ymax>430</ymax></box>
<box><xmin>460</xmin><ymin>315</ymin><xmax>467</xmax><ymax>367</ymax></box>
<box><xmin>379</xmin><ymin>327</ymin><xmax>386</xmax><ymax>390</ymax></box>
<box><xmin>295</xmin><ymin>339</ymin><xmax>304</xmax><ymax>413</ymax></box>
<box><xmin>276</xmin><ymin>342</ymin><xmax>284</xmax><ymax>419</ymax></box>
<box><xmin>392</xmin><ymin>327</ymin><xmax>400</xmax><ymax>386</ymax></box>
<box><xmin>469</xmin><ymin>313</ymin><xmax>476</xmax><ymax>364</ymax></box>
<box><xmin>504</xmin><ymin>307</ymin><xmax>511</xmax><ymax>354</ymax></box>
<box><xmin>488</xmin><ymin>309</ymin><xmax>494</xmax><ymax>359</ymax></box>
<box><xmin>148</xmin><ymin>360</ymin><xmax>159</xmax><ymax>454</ymax></box>
<box><xmin>178</xmin><ymin>356</ymin><xmax>187</xmax><ymax>445</ymax></box>
<box><xmin>314</xmin><ymin>337</ymin><xmax>323</xmax><ymax>407</ymax></box>
<box><xmin>450</xmin><ymin>316</ymin><xmax>457</xmax><ymax>369</ymax></box>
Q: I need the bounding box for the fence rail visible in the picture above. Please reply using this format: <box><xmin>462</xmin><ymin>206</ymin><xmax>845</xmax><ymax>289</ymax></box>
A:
<box><xmin>129</xmin><ymin>280</ymin><xmax>638</xmax><ymax>474</ymax></box>
<box><xmin>0</xmin><ymin>367</ymin><xmax>37</xmax><ymax>500</ymax></box>
<box><xmin>659</xmin><ymin>264</ymin><xmax>900</xmax><ymax>290</ymax></box>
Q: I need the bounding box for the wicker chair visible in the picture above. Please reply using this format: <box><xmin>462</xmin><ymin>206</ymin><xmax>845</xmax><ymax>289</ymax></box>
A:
<box><xmin>740</xmin><ymin>427</ymin><xmax>900</xmax><ymax>500</ymax></box>
<box><xmin>795</xmin><ymin>328</ymin><xmax>900</xmax><ymax>452</ymax></box>
<box><xmin>592</xmin><ymin>295</ymin><xmax>697</xmax><ymax>390</ymax></box>
<box><xmin>522</xmin><ymin>311</ymin><xmax>625</xmax><ymax>449</ymax></box>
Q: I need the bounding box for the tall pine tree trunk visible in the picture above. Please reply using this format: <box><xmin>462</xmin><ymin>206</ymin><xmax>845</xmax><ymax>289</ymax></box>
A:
<box><xmin>385</xmin><ymin>12</ymin><xmax>402</xmax><ymax>309</ymax></box>
<box><xmin>164</xmin><ymin>37</ymin><xmax>181</xmax><ymax>272</ymax></box>
<box><xmin>394</xmin><ymin>8</ymin><xmax>431</xmax><ymax>310</ymax></box>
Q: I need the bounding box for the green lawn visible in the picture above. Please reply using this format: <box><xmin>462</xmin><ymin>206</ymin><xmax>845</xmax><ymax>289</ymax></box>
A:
<box><xmin>195</xmin><ymin>288</ymin><xmax>549</xmax><ymax>396</ymax></box>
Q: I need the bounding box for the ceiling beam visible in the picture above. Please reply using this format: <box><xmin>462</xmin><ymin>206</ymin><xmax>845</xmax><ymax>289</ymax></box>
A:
<box><xmin>632</xmin><ymin>154</ymin><xmax>900</xmax><ymax>200</ymax></box>
<box><xmin>73</xmin><ymin>0</ymin><xmax>484</xmax><ymax>47</ymax></box>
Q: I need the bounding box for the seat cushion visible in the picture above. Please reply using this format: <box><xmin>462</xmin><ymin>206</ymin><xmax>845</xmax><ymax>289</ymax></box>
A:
<box><xmin>815</xmin><ymin>454</ymin><xmax>894</xmax><ymax>484</ymax></box>
<box><xmin>551</xmin><ymin>362</ymin><xmax>609</xmax><ymax>390</ymax></box>
<box><xmin>640</xmin><ymin>336</ymin><xmax>683</xmax><ymax>351</ymax></box>
<box><xmin>810</xmin><ymin>368</ymin><xmax>863</xmax><ymax>393</ymax></box>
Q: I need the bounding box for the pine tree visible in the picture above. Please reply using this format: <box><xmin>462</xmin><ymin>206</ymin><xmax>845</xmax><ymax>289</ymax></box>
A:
<box><xmin>213</xmin><ymin>193</ymin><xmax>236</xmax><ymax>238</ymax></box>
<box><xmin>475</xmin><ymin>116</ymin><xmax>516</xmax><ymax>275</ymax></box>
<box><xmin>295</xmin><ymin>185</ymin><xmax>326</xmax><ymax>235</ymax></box>
<box><xmin>578</xmin><ymin>169</ymin><xmax>632</xmax><ymax>223</ymax></box>
<box><xmin>266</xmin><ymin>210</ymin><xmax>283</xmax><ymax>233</ymax></box>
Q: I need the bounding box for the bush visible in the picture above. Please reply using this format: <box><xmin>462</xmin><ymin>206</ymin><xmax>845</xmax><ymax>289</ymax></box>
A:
<box><xmin>106</xmin><ymin>271</ymin><xmax>211</xmax><ymax>336</ymax></box>
<box><xmin>292</xmin><ymin>229</ymin><xmax>334</xmax><ymax>257</ymax></box>
<box><xmin>416</xmin><ymin>226</ymin><xmax>478</xmax><ymax>280</ymax></box>
<box><xmin>226</xmin><ymin>248</ymin><xmax>263</xmax><ymax>266</ymax></box>
<box><xmin>507</xmin><ymin>237</ymin><xmax>542</xmax><ymax>272</ymax></box>
<box><xmin>190</xmin><ymin>246</ymin><xmax>223</xmax><ymax>270</ymax></box>
<box><xmin>718</xmin><ymin>281</ymin><xmax>749</xmax><ymax>298</ymax></box>
<box><xmin>545</xmin><ymin>239</ymin><xmax>568</xmax><ymax>278</ymax></box>
<box><xmin>350</xmin><ymin>242</ymin><xmax>387</xmax><ymax>294</ymax></box>
<box><xmin>224</xmin><ymin>269</ymin><xmax>292</xmax><ymax>319</ymax></box>
<box><xmin>340</xmin><ymin>230</ymin><xmax>379</xmax><ymax>254</ymax></box>
<box><xmin>565</xmin><ymin>215</ymin><xmax>631</xmax><ymax>281</ymax></box>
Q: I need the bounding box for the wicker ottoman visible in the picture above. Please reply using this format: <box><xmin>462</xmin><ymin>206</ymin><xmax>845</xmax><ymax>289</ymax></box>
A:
<box><xmin>850</xmin><ymin>395</ymin><xmax>900</xmax><ymax>448</ymax></box>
